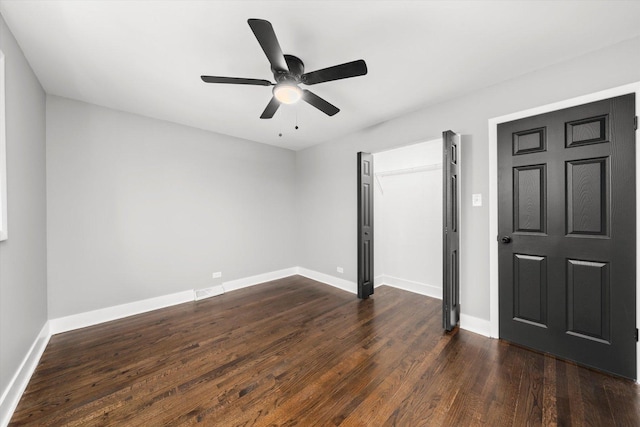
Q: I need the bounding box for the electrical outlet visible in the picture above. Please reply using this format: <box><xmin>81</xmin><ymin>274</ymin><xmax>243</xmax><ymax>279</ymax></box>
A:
<box><xmin>212</xmin><ymin>272</ymin><xmax>222</xmax><ymax>279</ymax></box>
<box><xmin>337</xmin><ymin>267</ymin><xmax>344</xmax><ymax>274</ymax></box>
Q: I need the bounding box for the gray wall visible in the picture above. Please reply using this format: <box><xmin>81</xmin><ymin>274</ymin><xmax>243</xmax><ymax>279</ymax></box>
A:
<box><xmin>46</xmin><ymin>96</ymin><xmax>296</xmax><ymax>318</ymax></box>
<box><xmin>295</xmin><ymin>36</ymin><xmax>640</xmax><ymax>320</ymax></box>
<box><xmin>0</xmin><ymin>14</ymin><xmax>47</xmax><ymax>396</ymax></box>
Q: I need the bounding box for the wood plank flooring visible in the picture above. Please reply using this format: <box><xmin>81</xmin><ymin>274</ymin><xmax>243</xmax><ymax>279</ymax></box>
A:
<box><xmin>10</xmin><ymin>275</ymin><xmax>640</xmax><ymax>426</ymax></box>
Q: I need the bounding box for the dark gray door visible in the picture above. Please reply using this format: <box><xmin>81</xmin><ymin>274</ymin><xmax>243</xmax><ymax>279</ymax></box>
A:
<box><xmin>498</xmin><ymin>94</ymin><xmax>636</xmax><ymax>379</ymax></box>
<box><xmin>443</xmin><ymin>131</ymin><xmax>460</xmax><ymax>331</ymax></box>
<box><xmin>357</xmin><ymin>152</ymin><xmax>374</xmax><ymax>299</ymax></box>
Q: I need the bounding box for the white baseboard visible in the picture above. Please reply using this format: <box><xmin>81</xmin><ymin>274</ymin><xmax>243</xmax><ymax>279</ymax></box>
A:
<box><xmin>49</xmin><ymin>267</ymin><xmax>299</xmax><ymax>336</ymax></box>
<box><xmin>0</xmin><ymin>321</ymin><xmax>51</xmax><ymax>427</ymax></box>
<box><xmin>460</xmin><ymin>313</ymin><xmax>491</xmax><ymax>337</ymax></box>
<box><xmin>49</xmin><ymin>290</ymin><xmax>195</xmax><ymax>335</ymax></box>
<box><xmin>296</xmin><ymin>267</ymin><xmax>357</xmax><ymax>294</ymax></box>
<box><xmin>223</xmin><ymin>267</ymin><xmax>298</xmax><ymax>292</ymax></box>
<box><xmin>375</xmin><ymin>275</ymin><xmax>442</xmax><ymax>300</ymax></box>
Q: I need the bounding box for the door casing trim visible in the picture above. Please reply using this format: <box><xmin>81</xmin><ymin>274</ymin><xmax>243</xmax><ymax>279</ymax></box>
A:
<box><xmin>488</xmin><ymin>81</ymin><xmax>640</xmax><ymax>380</ymax></box>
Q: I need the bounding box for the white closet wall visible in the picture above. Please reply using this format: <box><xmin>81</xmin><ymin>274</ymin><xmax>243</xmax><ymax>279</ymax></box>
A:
<box><xmin>373</xmin><ymin>139</ymin><xmax>443</xmax><ymax>298</ymax></box>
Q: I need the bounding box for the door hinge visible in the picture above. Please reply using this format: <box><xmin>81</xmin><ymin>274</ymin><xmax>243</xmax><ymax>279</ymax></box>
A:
<box><xmin>636</xmin><ymin>328</ymin><xmax>639</xmax><ymax>342</ymax></box>
<box><xmin>635</xmin><ymin>116</ymin><xmax>638</xmax><ymax>131</ymax></box>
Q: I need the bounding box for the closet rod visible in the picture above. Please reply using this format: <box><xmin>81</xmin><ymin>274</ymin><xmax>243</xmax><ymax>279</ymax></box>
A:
<box><xmin>375</xmin><ymin>163</ymin><xmax>442</xmax><ymax>178</ymax></box>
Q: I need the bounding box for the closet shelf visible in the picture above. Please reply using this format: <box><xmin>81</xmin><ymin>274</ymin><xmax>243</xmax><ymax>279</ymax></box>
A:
<box><xmin>375</xmin><ymin>163</ymin><xmax>442</xmax><ymax>178</ymax></box>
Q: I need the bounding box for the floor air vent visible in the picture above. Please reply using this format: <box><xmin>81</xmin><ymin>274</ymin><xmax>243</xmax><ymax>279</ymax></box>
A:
<box><xmin>194</xmin><ymin>285</ymin><xmax>225</xmax><ymax>301</ymax></box>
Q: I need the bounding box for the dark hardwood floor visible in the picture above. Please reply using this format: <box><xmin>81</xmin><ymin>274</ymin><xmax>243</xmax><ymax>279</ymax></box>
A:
<box><xmin>10</xmin><ymin>275</ymin><xmax>640</xmax><ymax>426</ymax></box>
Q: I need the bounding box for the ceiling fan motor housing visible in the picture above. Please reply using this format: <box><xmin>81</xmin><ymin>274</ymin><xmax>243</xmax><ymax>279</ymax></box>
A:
<box><xmin>274</xmin><ymin>54</ymin><xmax>305</xmax><ymax>83</ymax></box>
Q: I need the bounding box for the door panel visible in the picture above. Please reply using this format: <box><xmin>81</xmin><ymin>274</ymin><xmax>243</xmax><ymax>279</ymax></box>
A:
<box><xmin>357</xmin><ymin>152</ymin><xmax>374</xmax><ymax>299</ymax></box>
<box><xmin>513</xmin><ymin>254</ymin><xmax>547</xmax><ymax>327</ymax></box>
<box><xmin>566</xmin><ymin>259</ymin><xmax>610</xmax><ymax>343</ymax></box>
<box><xmin>498</xmin><ymin>93</ymin><xmax>636</xmax><ymax>379</ymax></box>
<box><xmin>566</xmin><ymin>158</ymin><xmax>608</xmax><ymax>236</ymax></box>
<box><xmin>513</xmin><ymin>164</ymin><xmax>546</xmax><ymax>233</ymax></box>
<box><xmin>513</xmin><ymin>127</ymin><xmax>546</xmax><ymax>154</ymax></box>
<box><xmin>443</xmin><ymin>131</ymin><xmax>460</xmax><ymax>331</ymax></box>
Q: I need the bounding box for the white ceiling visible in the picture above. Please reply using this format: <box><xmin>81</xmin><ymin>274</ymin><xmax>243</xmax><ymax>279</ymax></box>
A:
<box><xmin>1</xmin><ymin>1</ymin><xmax>640</xmax><ymax>151</ymax></box>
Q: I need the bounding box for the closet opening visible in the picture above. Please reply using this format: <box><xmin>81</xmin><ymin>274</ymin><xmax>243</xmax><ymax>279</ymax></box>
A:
<box><xmin>358</xmin><ymin>132</ymin><xmax>461</xmax><ymax>330</ymax></box>
<box><xmin>372</xmin><ymin>139</ymin><xmax>444</xmax><ymax>300</ymax></box>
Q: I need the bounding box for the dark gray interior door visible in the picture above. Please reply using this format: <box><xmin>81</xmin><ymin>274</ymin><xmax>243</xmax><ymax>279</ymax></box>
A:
<box><xmin>498</xmin><ymin>94</ymin><xmax>636</xmax><ymax>379</ymax></box>
<box><xmin>357</xmin><ymin>152</ymin><xmax>374</xmax><ymax>299</ymax></box>
<box><xmin>443</xmin><ymin>130</ymin><xmax>460</xmax><ymax>331</ymax></box>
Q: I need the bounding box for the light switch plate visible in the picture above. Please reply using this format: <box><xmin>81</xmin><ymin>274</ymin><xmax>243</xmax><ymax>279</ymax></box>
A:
<box><xmin>472</xmin><ymin>193</ymin><xmax>482</xmax><ymax>207</ymax></box>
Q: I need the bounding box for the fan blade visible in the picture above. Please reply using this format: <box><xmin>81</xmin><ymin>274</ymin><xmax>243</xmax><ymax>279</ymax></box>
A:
<box><xmin>201</xmin><ymin>76</ymin><xmax>273</xmax><ymax>86</ymax></box>
<box><xmin>302</xmin><ymin>90</ymin><xmax>339</xmax><ymax>116</ymax></box>
<box><xmin>302</xmin><ymin>60</ymin><xmax>368</xmax><ymax>85</ymax></box>
<box><xmin>248</xmin><ymin>19</ymin><xmax>289</xmax><ymax>73</ymax></box>
<box><xmin>260</xmin><ymin>97</ymin><xmax>280</xmax><ymax>119</ymax></box>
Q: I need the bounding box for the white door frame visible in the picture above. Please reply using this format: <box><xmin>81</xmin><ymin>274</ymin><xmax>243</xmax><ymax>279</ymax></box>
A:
<box><xmin>488</xmin><ymin>82</ymin><xmax>640</xmax><ymax>380</ymax></box>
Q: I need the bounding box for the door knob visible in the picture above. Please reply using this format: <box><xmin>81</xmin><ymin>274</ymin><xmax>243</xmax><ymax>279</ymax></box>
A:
<box><xmin>500</xmin><ymin>236</ymin><xmax>511</xmax><ymax>244</ymax></box>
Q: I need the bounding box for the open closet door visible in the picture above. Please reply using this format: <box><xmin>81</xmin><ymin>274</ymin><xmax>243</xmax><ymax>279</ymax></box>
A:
<box><xmin>357</xmin><ymin>152</ymin><xmax>374</xmax><ymax>299</ymax></box>
<box><xmin>443</xmin><ymin>131</ymin><xmax>460</xmax><ymax>331</ymax></box>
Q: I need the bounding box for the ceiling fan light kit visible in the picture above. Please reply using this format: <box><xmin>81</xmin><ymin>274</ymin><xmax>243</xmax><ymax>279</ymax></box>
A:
<box><xmin>273</xmin><ymin>83</ymin><xmax>302</xmax><ymax>104</ymax></box>
<box><xmin>201</xmin><ymin>18</ymin><xmax>368</xmax><ymax>119</ymax></box>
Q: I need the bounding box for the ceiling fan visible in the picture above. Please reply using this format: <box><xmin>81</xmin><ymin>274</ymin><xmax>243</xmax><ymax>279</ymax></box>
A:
<box><xmin>201</xmin><ymin>19</ymin><xmax>368</xmax><ymax>119</ymax></box>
